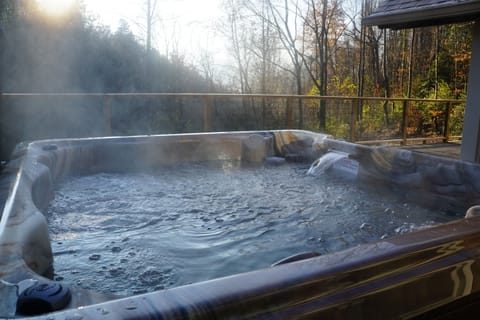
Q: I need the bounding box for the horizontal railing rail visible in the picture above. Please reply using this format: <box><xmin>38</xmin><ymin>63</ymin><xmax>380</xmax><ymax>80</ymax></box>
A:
<box><xmin>1</xmin><ymin>92</ymin><xmax>465</xmax><ymax>101</ymax></box>
<box><xmin>1</xmin><ymin>93</ymin><xmax>465</xmax><ymax>144</ymax></box>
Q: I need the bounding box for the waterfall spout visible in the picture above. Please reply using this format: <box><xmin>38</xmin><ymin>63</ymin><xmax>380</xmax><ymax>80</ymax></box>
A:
<box><xmin>307</xmin><ymin>151</ymin><xmax>358</xmax><ymax>178</ymax></box>
<box><xmin>307</xmin><ymin>151</ymin><xmax>348</xmax><ymax>175</ymax></box>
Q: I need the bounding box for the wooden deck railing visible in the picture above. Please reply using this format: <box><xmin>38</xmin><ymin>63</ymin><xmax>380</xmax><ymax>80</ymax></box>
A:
<box><xmin>1</xmin><ymin>93</ymin><xmax>465</xmax><ymax>144</ymax></box>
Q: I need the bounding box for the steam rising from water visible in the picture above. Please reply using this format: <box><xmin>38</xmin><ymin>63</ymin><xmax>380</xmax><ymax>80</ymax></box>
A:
<box><xmin>0</xmin><ymin>4</ymin><xmax>212</xmax><ymax>159</ymax></box>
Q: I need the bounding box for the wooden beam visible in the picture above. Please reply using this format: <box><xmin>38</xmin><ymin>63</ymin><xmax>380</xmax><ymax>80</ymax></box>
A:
<box><xmin>103</xmin><ymin>95</ymin><xmax>112</xmax><ymax>136</ymax></box>
<box><xmin>203</xmin><ymin>96</ymin><xmax>212</xmax><ymax>132</ymax></box>
<box><xmin>461</xmin><ymin>20</ymin><xmax>480</xmax><ymax>162</ymax></box>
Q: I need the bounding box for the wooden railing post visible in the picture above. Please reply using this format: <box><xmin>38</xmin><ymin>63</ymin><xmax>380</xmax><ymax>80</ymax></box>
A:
<box><xmin>203</xmin><ymin>95</ymin><xmax>212</xmax><ymax>132</ymax></box>
<box><xmin>298</xmin><ymin>97</ymin><xmax>304</xmax><ymax>129</ymax></box>
<box><xmin>401</xmin><ymin>99</ymin><xmax>409</xmax><ymax>145</ymax></box>
<box><xmin>350</xmin><ymin>98</ymin><xmax>359</xmax><ymax>141</ymax></box>
<box><xmin>286</xmin><ymin>97</ymin><xmax>293</xmax><ymax>129</ymax></box>
<box><xmin>103</xmin><ymin>95</ymin><xmax>112</xmax><ymax>136</ymax></box>
<box><xmin>443</xmin><ymin>101</ymin><xmax>452</xmax><ymax>143</ymax></box>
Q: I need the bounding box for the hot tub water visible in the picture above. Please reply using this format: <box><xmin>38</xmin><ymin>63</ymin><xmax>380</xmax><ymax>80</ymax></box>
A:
<box><xmin>47</xmin><ymin>160</ymin><xmax>460</xmax><ymax>296</ymax></box>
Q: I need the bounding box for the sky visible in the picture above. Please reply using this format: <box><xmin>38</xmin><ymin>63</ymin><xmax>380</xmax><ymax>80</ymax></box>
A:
<box><xmin>34</xmin><ymin>0</ymin><xmax>360</xmax><ymax>82</ymax></box>
<box><xmin>81</xmin><ymin>0</ymin><xmax>228</xmax><ymax>67</ymax></box>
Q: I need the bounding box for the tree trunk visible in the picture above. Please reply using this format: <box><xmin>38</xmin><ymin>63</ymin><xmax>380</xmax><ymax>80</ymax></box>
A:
<box><xmin>357</xmin><ymin>16</ymin><xmax>366</xmax><ymax>120</ymax></box>
<box><xmin>146</xmin><ymin>0</ymin><xmax>152</xmax><ymax>54</ymax></box>
<box><xmin>318</xmin><ymin>0</ymin><xmax>328</xmax><ymax>132</ymax></box>
<box><xmin>295</xmin><ymin>60</ymin><xmax>303</xmax><ymax>129</ymax></box>
<box><xmin>382</xmin><ymin>31</ymin><xmax>391</xmax><ymax>126</ymax></box>
<box><xmin>407</xmin><ymin>28</ymin><xmax>416</xmax><ymax>98</ymax></box>
<box><xmin>145</xmin><ymin>0</ymin><xmax>155</xmax><ymax>90</ymax></box>
<box><xmin>434</xmin><ymin>26</ymin><xmax>440</xmax><ymax>99</ymax></box>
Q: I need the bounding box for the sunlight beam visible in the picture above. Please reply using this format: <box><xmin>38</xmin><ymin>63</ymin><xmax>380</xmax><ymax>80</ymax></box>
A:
<box><xmin>35</xmin><ymin>0</ymin><xmax>76</xmax><ymax>18</ymax></box>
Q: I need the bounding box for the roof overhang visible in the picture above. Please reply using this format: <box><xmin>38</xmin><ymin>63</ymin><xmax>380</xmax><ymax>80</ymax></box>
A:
<box><xmin>363</xmin><ymin>1</ymin><xmax>480</xmax><ymax>29</ymax></box>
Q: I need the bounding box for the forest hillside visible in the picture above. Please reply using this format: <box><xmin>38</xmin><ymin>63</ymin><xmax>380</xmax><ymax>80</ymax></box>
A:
<box><xmin>0</xmin><ymin>0</ymin><xmax>472</xmax><ymax>160</ymax></box>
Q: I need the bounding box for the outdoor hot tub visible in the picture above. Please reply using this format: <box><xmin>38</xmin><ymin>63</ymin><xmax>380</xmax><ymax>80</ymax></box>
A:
<box><xmin>2</xmin><ymin>130</ymin><xmax>480</xmax><ymax>319</ymax></box>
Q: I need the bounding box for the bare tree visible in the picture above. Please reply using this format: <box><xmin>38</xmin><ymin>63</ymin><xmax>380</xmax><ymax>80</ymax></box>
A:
<box><xmin>234</xmin><ymin>0</ymin><xmax>285</xmax><ymax>127</ymax></box>
<box><xmin>146</xmin><ymin>0</ymin><xmax>157</xmax><ymax>54</ymax></box>
<box><xmin>301</xmin><ymin>0</ymin><xmax>345</xmax><ymax>130</ymax></box>
<box><xmin>264</xmin><ymin>0</ymin><xmax>305</xmax><ymax>128</ymax></box>
<box><xmin>143</xmin><ymin>0</ymin><xmax>157</xmax><ymax>90</ymax></box>
<box><xmin>222</xmin><ymin>0</ymin><xmax>259</xmax><ymax>125</ymax></box>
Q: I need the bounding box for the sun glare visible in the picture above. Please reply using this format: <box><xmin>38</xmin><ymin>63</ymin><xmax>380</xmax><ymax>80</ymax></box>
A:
<box><xmin>35</xmin><ymin>0</ymin><xmax>76</xmax><ymax>17</ymax></box>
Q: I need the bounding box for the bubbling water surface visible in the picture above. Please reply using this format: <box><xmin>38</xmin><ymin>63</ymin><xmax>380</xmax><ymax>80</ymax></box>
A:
<box><xmin>47</xmin><ymin>161</ymin><xmax>460</xmax><ymax>296</ymax></box>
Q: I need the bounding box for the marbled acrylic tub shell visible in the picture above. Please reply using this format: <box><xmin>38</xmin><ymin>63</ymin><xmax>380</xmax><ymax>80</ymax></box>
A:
<box><xmin>2</xmin><ymin>130</ymin><xmax>480</xmax><ymax>319</ymax></box>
